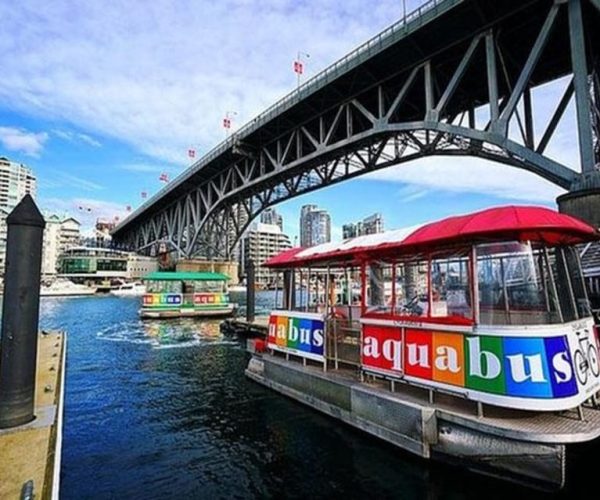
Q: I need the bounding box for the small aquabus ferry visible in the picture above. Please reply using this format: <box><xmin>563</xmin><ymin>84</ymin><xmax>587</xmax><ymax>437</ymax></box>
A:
<box><xmin>246</xmin><ymin>205</ymin><xmax>600</xmax><ymax>489</ymax></box>
<box><xmin>140</xmin><ymin>271</ymin><xmax>235</xmax><ymax>319</ymax></box>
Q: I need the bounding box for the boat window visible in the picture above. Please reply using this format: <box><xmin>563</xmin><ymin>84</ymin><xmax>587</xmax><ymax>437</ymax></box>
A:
<box><xmin>430</xmin><ymin>254</ymin><xmax>472</xmax><ymax>320</ymax></box>
<box><xmin>395</xmin><ymin>260</ymin><xmax>429</xmax><ymax>317</ymax></box>
<box><xmin>193</xmin><ymin>280</ymin><xmax>224</xmax><ymax>293</ymax></box>
<box><xmin>547</xmin><ymin>246</ymin><xmax>591</xmax><ymax>322</ymax></box>
<box><xmin>146</xmin><ymin>280</ymin><xmax>182</xmax><ymax>294</ymax></box>
<box><xmin>366</xmin><ymin>261</ymin><xmax>394</xmax><ymax>314</ymax></box>
<box><xmin>477</xmin><ymin>242</ymin><xmax>564</xmax><ymax>325</ymax></box>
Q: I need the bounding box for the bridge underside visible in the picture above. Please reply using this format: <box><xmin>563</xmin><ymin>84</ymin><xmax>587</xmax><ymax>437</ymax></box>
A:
<box><xmin>113</xmin><ymin>0</ymin><xmax>600</xmax><ymax>259</ymax></box>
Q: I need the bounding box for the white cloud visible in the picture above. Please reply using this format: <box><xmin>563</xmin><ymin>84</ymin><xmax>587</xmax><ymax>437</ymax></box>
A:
<box><xmin>47</xmin><ymin>170</ymin><xmax>104</xmax><ymax>192</ymax></box>
<box><xmin>77</xmin><ymin>133</ymin><xmax>101</xmax><ymax>148</ymax></box>
<box><xmin>0</xmin><ymin>0</ymin><xmax>419</xmax><ymax>164</ymax></box>
<box><xmin>43</xmin><ymin>197</ymin><xmax>127</xmax><ymax>230</ymax></box>
<box><xmin>119</xmin><ymin>163</ymin><xmax>179</xmax><ymax>174</ymax></box>
<box><xmin>0</xmin><ymin>126</ymin><xmax>48</xmax><ymax>157</ymax></box>
<box><xmin>52</xmin><ymin>129</ymin><xmax>101</xmax><ymax>148</ymax></box>
<box><xmin>366</xmin><ymin>156</ymin><xmax>566</xmax><ymax>203</ymax></box>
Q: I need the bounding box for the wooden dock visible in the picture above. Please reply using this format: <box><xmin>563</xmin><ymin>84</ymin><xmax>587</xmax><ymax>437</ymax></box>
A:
<box><xmin>0</xmin><ymin>331</ymin><xmax>66</xmax><ymax>500</ymax></box>
<box><xmin>221</xmin><ymin>316</ymin><xmax>269</xmax><ymax>337</ymax></box>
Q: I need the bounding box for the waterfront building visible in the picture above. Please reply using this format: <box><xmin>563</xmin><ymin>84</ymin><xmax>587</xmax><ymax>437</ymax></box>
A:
<box><xmin>260</xmin><ymin>208</ymin><xmax>283</xmax><ymax>231</ymax></box>
<box><xmin>88</xmin><ymin>219</ymin><xmax>115</xmax><ymax>248</ymax></box>
<box><xmin>0</xmin><ymin>157</ymin><xmax>37</xmax><ymax>211</ymax></box>
<box><xmin>342</xmin><ymin>213</ymin><xmax>384</xmax><ymax>240</ymax></box>
<box><xmin>58</xmin><ymin>247</ymin><xmax>157</xmax><ymax>283</ymax></box>
<box><xmin>239</xmin><ymin>222</ymin><xmax>291</xmax><ymax>287</ymax></box>
<box><xmin>127</xmin><ymin>254</ymin><xmax>159</xmax><ymax>280</ymax></box>
<box><xmin>41</xmin><ymin>215</ymin><xmax>82</xmax><ymax>278</ymax></box>
<box><xmin>299</xmin><ymin>204</ymin><xmax>331</xmax><ymax>247</ymax></box>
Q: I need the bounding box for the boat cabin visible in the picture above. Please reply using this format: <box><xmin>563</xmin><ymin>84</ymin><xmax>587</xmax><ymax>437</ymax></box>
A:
<box><xmin>264</xmin><ymin>206</ymin><xmax>600</xmax><ymax>412</ymax></box>
<box><xmin>140</xmin><ymin>271</ymin><xmax>234</xmax><ymax>318</ymax></box>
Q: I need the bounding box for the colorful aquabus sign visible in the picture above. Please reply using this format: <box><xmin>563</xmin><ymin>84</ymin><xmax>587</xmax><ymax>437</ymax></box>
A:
<box><xmin>193</xmin><ymin>293</ymin><xmax>229</xmax><ymax>305</ymax></box>
<box><xmin>361</xmin><ymin>319</ymin><xmax>600</xmax><ymax>411</ymax></box>
<box><xmin>142</xmin><ymin>293</ymin><xmax>182</xmax><ymax>307</ymax></box>
<box><xmin>268</xmin><ymin>311</ymin><xmax>325</xmax><ymax>362</ymax></box>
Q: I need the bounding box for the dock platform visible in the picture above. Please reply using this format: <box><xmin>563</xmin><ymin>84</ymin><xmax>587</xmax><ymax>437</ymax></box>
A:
<box><xmin>0</xmin><ymin>331</ymin><xmax>66</xmax><ymax>500</ymax></box>
<box><xmin>221</xmin><ymin>316</ymin><xmax>269</xmax><ymax>337</ymax></box>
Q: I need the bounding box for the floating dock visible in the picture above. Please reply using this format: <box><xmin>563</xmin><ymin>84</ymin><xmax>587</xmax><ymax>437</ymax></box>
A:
<box><xmin>0</xmin><ymin>331</ymin><xmax>66</xmax><ymax>499</ymax></box>
<box><xmin>246</xmin><ymin>349</ymin><xmax>600</xmax><ymax>490</ymax></box>
<box><xmin>221</xmin><ymin>316</ymin><xmax>269</xmax><ymax>337</ymax></box>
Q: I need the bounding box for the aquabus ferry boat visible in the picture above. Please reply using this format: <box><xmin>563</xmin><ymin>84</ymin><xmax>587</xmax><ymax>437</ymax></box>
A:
<box><xmin>246</xmin><ymin>205</ymin><xmax>600</xmax><ymax>489</ymax></box>
<box><xmin>140</xmin><ymin>271</ymin><xmax>235</xmax><ymax>318</ymax></box>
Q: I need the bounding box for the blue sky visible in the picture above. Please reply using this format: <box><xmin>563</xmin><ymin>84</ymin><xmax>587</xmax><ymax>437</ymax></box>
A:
<box><xmin>0</xmin><ymin>0</ymin><xmax>579</xmax><ymax>239</ymax></box>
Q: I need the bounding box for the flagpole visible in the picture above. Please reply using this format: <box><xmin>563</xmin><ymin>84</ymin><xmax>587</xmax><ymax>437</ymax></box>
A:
<box><xmin>296</xmin><ymin>51</ymin><xmax>310</xmax><ymax>88</ymax></box>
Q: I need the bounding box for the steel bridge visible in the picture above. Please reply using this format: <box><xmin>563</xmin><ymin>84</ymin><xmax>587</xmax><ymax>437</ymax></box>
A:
<box><xmin>112</xmin><ymin>0</ymin><xmax>600</xmax><ymax>260</ymax></box>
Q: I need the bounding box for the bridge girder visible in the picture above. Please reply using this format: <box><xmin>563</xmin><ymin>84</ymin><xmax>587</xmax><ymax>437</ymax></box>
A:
<box><xmin>115</xmin><ymin>0</ymin><xmax>600</xmax><ymax>260</ymax></box>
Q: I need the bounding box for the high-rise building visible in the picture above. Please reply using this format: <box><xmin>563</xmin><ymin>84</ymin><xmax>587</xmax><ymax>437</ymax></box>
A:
<box><xmin>240</xmin><ymin>222</ymin><xmax>292</xmax><ymax>288</ymax></box>
<box><xmin>41</xmin><ymin>215</ymin><xmax>82</xmax><ymax>278</ymax></box>
<box><xmin>299</xmin><ymin>204</ymin><xmax>331</xmax><ymax>247</ymax></box>
<box><xmin>260</xmin><ymin>208</ymin><xmax>283</xmax><ymax>231</ymax></box>
<box><xmin>0</xmin><ymin>158</ymin><xmax>38</xmax><ymax>277</ymax></box>
<box><xmin>0</xmin><ymin>157</ymin><xmax>37</xmax><ymax>210</ymax></box>
<box><xmin>343</xmin><ymin>213</ymin><xmax>384</xmax><ymax>240</ymax></box>
<box><xmin>0</xmin><ymin>207</ymin><xmax>9</xmax><ymax>277</ymax></box>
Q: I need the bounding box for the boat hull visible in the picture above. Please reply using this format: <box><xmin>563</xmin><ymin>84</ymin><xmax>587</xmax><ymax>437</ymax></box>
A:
<box><xmin>246</xmin><ymin>352</ymin><xmax>600</xmax><ymax>491</ymax></box>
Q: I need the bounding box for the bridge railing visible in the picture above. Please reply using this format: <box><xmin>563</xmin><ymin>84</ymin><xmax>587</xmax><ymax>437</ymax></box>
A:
<box><xmin>115</xmin><ymin>0</ymin><xmax>459</xmax><ymax>232</ymax></box>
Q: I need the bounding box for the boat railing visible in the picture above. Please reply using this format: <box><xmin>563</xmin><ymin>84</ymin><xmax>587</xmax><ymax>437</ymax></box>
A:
<box><xmin>326</xmin><ymin>317</ymin><xmax>361</xmax><ymax>369</ymax></box>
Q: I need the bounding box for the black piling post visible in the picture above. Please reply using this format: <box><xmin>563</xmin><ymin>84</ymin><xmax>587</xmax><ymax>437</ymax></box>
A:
<box><xmin>0</xmin><ymin>195</ymin><xmax>45</xmax><ymax>428</ymax></box>
<box><xmin>283</xmin><ymin>270</ymin><xmax>296</xmax><ymax>310</ymax></box>
<box><xmin>246</xmin><ymin>259</ymin><xmax>255</xmax><ymax>323</ymax></box>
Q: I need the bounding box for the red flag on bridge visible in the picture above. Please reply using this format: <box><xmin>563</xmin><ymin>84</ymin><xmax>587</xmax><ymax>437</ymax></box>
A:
<box><xmin>159</xmin><ymin>172</ymin><xmax>169</xmax><ymax>183</ymax></box>
<box><xmin>141</xmin><ymin>191</ymin><xmax>147</xmax><ymax>199</ymax></box>
<box><xmin>188</xmin><ymin>149</ymin><xmax>196</xmax><ymax>158</ymax></box>
<box><xmin>126</xmin><ymin>205</ymin><xmax>132</xmax><ymax>212</ymax></box>
<box><xmin>293</xmin><ymin>60</ymin><xmax>303</xmax><ymax>75</ymax></box>
<box><xmin>223</xmin><ymin>117</ymin><xmax>231</xmax><ymax>129</ymax></box>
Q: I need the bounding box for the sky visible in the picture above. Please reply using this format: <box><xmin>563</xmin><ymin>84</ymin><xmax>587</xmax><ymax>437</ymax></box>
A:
<box><xmin>0</xmin><ymin>0</ymin><xmax>582</xmax><ymax>241</ymax></box>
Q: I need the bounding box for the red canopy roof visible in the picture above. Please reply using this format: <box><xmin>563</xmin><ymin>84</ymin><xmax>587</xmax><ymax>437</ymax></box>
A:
<box><xmin>265</xmin><ymin>205</ymin><xmax>598</xmax><ymax>268</ymax></box>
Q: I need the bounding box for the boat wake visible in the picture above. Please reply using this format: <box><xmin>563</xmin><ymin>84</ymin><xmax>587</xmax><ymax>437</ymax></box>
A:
<box><xmin>96</xmin><ymin>319</ymin><xmax>237</xmax><ymax>350</ymax></box>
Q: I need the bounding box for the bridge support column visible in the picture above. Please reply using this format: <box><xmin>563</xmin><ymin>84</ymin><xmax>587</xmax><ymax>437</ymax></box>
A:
<box><xmin>558</xmin><ymin>188</ymin><xmax>600</xmax><ymax>227</ymax></box>
<box><xmin>558</xmin><ymin>11</ymin><xmax>600</xmax><ymax>228</ymax></box>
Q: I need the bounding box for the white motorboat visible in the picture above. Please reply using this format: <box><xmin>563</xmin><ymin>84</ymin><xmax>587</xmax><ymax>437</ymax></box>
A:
<box><xmin>110</xmin><ymin>282</ymin><xmax>147</xmax><ymax>296</ymax></box>
<box><xmin>41</xmin><ymin>279</ymin><xmax>97</xmax><ymax>297</ymax></box>
<box><xmin>228</xmin><ymin>284</ymin><xmax>247</xmax><ymax>293</ymax></box>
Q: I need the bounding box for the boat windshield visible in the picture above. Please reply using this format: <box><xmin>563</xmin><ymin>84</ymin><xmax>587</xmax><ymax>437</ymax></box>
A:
<box><xmin>476</xmin><ymin>242</ymin><xmax>591</xmax><ymax>325</ymax></box>
<box><xmin>145</xmin><ymin>280</ymin><xmax>182</xmax><ymax>294</ymax></box>
<box><xmin>191</xmin><ymin>280</ymin><xmax>225</xmax><ymax>293</ymax></box>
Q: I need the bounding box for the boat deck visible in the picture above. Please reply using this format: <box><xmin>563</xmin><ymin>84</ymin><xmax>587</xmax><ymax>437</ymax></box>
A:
<box><xmin>0</xmin><ymin>331</ymin><xmax>66</xmax><ymax>500</ymax></box>
<box><xmin>263</xmin><ymin>351</ymin><xmax>600</xmax><ymax>444</ymax></box>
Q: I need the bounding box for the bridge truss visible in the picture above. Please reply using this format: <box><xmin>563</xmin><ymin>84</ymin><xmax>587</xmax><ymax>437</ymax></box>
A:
<box><xmin>114</xmin><ymin>0</ymin><xmax>600</xmax><ymax>260</ymax></box>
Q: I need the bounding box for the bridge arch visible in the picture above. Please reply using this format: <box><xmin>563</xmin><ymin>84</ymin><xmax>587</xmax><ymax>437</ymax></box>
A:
<box><xmin>113</xmin><ymin>0</ymin><xmax>600</xmax><ymax>259</ymax></box>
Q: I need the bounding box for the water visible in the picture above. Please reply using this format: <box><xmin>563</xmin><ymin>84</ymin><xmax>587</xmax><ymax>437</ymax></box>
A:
<box><xmin>36</xmin><ymin>295</ymin><xmax>583</xmax><ymax>499</ymax></box>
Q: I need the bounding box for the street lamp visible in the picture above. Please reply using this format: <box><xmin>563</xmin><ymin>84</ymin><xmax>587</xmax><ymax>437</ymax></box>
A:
<box><xmin>294</xmin><ymin>51</ymin><xmax>310</xmax><ymax>88</ymax></box>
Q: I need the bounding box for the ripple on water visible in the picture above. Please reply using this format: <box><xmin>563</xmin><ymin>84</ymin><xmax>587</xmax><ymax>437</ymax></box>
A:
<box><xmin>95</xmin><ymin>316</ymin><xmax>237</xmax><ymax>349</ymax></box>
